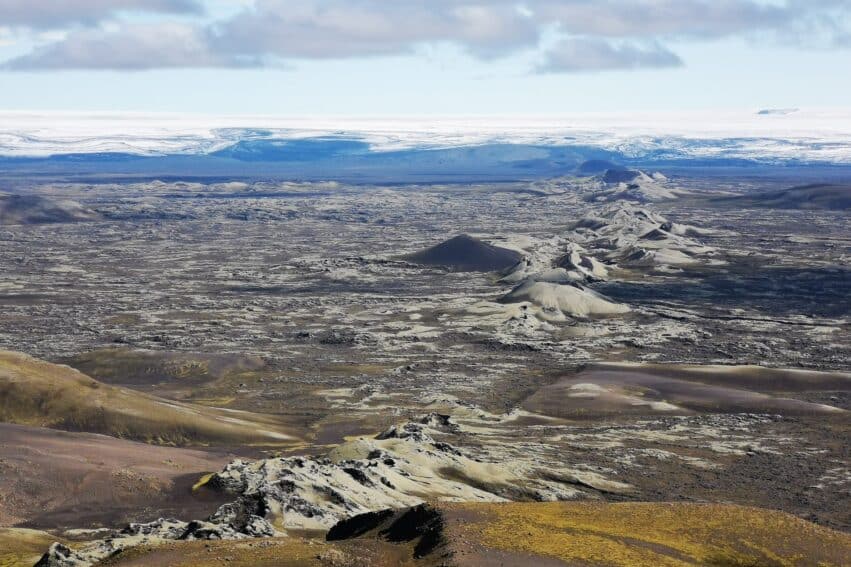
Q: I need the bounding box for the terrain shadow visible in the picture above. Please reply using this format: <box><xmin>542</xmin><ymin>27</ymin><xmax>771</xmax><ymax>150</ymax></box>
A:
<box><xmin>599</xmin><ymin>266</ymin><xmax>851</xmax><ymax>317</ymax></box>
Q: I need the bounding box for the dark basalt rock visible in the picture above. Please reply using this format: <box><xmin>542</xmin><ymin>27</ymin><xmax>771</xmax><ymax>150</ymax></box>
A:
<box><xmin>326</xmin><ymin>504</ymin><xmax>446</xmax><ymax>559</ymax></box>
<box><xmin>326</xmin><ymin>508</ymin><xmax>397</xmax><ymax>540</ymax></box>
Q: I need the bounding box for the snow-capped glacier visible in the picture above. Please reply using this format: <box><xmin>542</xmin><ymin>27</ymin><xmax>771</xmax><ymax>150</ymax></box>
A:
<box><xmin>1</xmin><ymin>108</ymin><xmax>850</xmax><ymax>164</ymax></box>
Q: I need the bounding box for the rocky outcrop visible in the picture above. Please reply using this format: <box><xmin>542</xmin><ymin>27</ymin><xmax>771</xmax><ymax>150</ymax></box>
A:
<box><xmin>36</xmin><ymin>507</ymin><xmax>276</xmax><ymax>566</ymax></box>
<box><xmin>500</xmin><ymin>280</ymin><xmax>629</xmax><ymax>318</ymax></box>
<box><xmin>327</xmin><ymin>504</ymin><xmax>447</xmax><ymax>559</ymax></box>
<box><xmin>556</xmin><ymin>244</ymin><xmax>609</xmax><ymax>281</ymax></box>
<box><xmin>204</xmin><ymin>420</ymin><xmax>509</xmax><ymax>532</ymax></box>
<box><xmin>35</xmin><ymin>543</ymin><xmax>88</xmax><ymax>567</ymax></box>
<box><xmin>587</xmin><ymin>170</ymin><xmax>682</xmax><ymax>203</ymax></box>
<box><xmin>570</xmin><ymin>204</ymin><xmax>722</xmax><ymax>269</ymax></box>
<box><xmin>36</xmin><ymin>415</ymin><xmax>589</xmax><ymax>566</ymax></box>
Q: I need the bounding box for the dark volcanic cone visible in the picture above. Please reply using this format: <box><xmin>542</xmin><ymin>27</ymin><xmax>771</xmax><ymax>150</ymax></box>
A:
<box><xmin>601</xmin><ymin>168</ymin><xmax>641</xmax><ymax>184</ymax></box>
<box><xmin>405</xmin><ymin>234</ymin><xmax>522</xmax><ymax>272</ymax></box>
<box><xmin>577</xmin><ymin>159</ymin><xmax>621</xmax><ymax>176</ymax></box>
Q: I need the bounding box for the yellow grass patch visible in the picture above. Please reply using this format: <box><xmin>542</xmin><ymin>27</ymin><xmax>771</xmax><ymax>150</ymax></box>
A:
<box><xmin>452</xmin><ymin>502</ymin><xmax>851</xmax><ymax>567</ymax></box>
<box><xmin>0</xmin><ymin>528</ymin><xmax>61</xmax><ymax>567</ymax></box>
<box><xmin>0</xmin><ymin>350</ymin><xmax>298</xmax><ymax>447</ymax></box>
<box><xmin>99</xmin><ymin>537</ymin><xmax>412</xmax><ymax>567</ymax></box>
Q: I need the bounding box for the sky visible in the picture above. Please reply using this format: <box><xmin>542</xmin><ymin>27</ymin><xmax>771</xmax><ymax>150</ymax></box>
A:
<box><xmin>0</xmin><ymin>0</ymin><xmax>849</xmax><ymax>115</ymax></box>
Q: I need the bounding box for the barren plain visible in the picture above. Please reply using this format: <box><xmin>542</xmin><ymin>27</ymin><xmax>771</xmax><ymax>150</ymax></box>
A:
<box><xmin>0</xmin><ymin>170</ymin><xmax>849</xmax><ymax>566</ymax></box>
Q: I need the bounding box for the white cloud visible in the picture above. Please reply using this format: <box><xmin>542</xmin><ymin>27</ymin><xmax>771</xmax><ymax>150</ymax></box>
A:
<box><xmin>538</xmin><ymin>38</ymin><xmax>683</xmax><ymax>73</ymax></box>
<box><xmin>0</xmin><ymin>26</ymin><xmax>15</xmax><ymax>47</ymax></box>
<box><xmin>0</xmin><ymin>0</ymin><xmax>203</xmax><ymax>28</ymax></box>
<box><xmin>213</xmin><ymin>0</ymin><xmax>539</xmax><ymax>59</ymax></box>
<box><xmin>532</xmin><ymin>0</ymin><xmax>789</xmax><ymax>39</ymax></box>
<box><xmin>3</xmin><ymin>23</ymin><xmax>257</xmax><ymax>70</ymax></box>
<box><xmin>0</xmin><ymin>0</ymin><xmax>848</xmax><ymax>71</ymax></box>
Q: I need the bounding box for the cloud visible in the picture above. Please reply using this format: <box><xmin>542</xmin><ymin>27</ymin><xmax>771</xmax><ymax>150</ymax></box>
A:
<box><xmin>532</xmin><ymin>0</ymin><xmax>789</xmax><ymax>39</ymax></box>
<box><xmin>3</xmin><ymin>23</ymin><xmax>256</xmax><ymax>70</ymax></box>
<box><xmin>782</xmin><ymin>0</ymin><xmax>851</xmax><ymax>48</ymax></box>
<box><xmin>0</xmin><ymin>27</ymin><xmax>16</xmax><ymax>47</ymax></box>
<box><xmin>212</xmin><ymin>0</ymin><xmax>850</xmax><ymax>56</ymax></box>
<box><xmin>537</xmin><ymin>38</ymin><xmax>682</xmax><ymax>73</ymax></box>
<box><xmin>0</xmin><ymin>0</ymin><xmax>848</xmax><ymax>71</ymax></box>
<box><xmin>0</xmin><ymin>0</ymin><xmax>203</xmax><ymax>29</ymax></box>
<box><xmin>212</xmin><ymin>0</ymin><xmax>539</xmax><ymax>59</ymax></box>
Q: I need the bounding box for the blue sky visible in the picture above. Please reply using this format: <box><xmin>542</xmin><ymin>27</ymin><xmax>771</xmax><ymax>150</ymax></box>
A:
<box><xmin>0</xmin><ymin>0</ymin><xmax>849</xmax><ymax>114</ymax></box>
